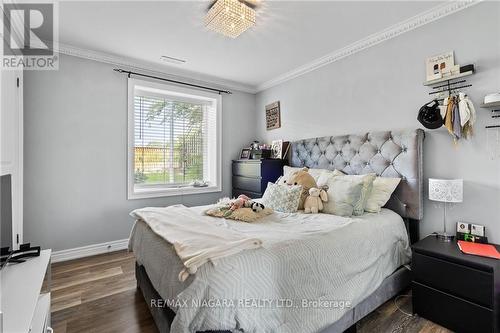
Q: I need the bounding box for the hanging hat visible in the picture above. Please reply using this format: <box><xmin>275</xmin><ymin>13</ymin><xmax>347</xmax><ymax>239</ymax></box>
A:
<box><xmin>417</xmin><ymin>100</ymin><xmax>443</xmax><ymax>129</ymax></box>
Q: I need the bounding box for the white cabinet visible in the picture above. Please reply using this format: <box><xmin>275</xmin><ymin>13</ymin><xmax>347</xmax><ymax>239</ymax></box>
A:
<box><xmin>0</xmin><ymin>249</ymin><xmax>52</xmax><ymax>333</ymax></box>
<box><xmin>0</xmin><ymin>68</ymin><xmax>23</xmax><ymax>249</ymax></box>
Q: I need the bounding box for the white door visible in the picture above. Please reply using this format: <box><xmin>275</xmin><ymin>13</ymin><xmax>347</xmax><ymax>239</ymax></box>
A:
<box><xmin>0</xmin><ymin>68</ymin><xmax>23</xmax><ymax>250</ymax></box>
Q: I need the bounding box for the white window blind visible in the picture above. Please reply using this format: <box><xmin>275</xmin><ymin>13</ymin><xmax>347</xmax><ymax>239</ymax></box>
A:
<box><xmin>128</xmin><ymin>79</ymin><xmax>221</xmax><ymax>199</ymax></box>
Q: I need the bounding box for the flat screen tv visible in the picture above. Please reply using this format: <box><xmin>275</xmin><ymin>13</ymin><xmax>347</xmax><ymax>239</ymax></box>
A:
<box><xmin>1</xmin><ymin>174</ymin><xmax>13</xmax><ymax>252</ymax></box>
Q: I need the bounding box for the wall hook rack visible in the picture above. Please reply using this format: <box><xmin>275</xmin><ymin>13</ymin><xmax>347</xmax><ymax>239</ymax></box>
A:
<box><xmin>428</xmin><ymin>78</ymin><xmax>472</xmax><ymax>96</ymax></box>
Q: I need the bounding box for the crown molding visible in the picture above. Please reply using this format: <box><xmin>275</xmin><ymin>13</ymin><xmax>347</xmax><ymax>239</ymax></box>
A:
<box><xmin>53</xmin><ymin>42</ymin><xmax>258</xmax><ymax>94</ymax></box>
<box><xmin>50</xmin><ymin>1</ymin><xmax>480</xmax><ymax>95</ymax></box>
<box><xmin>256</xmin><ymin>1</ymin><xmax>481</xmax><ymax>93</ymax></box>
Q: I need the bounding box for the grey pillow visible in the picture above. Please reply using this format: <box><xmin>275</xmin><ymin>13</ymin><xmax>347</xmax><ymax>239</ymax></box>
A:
<box><xmin>330</xmin><ymin>170</ymin><xmax>376</xmax><ymax>215</ymax></box>
<box><xmin>322</xmin><ymin>176</ymin><xmax>365</xmax><ymax>217</ymax></box>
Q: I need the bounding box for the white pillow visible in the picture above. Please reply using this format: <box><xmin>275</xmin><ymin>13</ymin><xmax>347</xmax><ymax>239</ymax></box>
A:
<box><xmin>322</xmin><ymin>176</ymin><xmax>365</xmax><ymax>217</ymax></box>
<box><xmin>364</xmin><ymin>177</ymin><xmax>401</xmax><ymax>213</ymax></box>
<box><xmin>261</xmin><ymin>182</ymin><xmax>303</xmax><ymax>213</ymax></box>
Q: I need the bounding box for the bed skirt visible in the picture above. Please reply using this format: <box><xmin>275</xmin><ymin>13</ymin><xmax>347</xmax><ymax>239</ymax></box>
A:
<box><xmin>135</xmin><ymin>263</ymin><xmax>411</xmax><ymax>333</ymax></box>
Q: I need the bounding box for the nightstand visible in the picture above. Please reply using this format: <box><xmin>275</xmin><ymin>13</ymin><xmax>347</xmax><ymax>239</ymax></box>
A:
<box><xmin>412</xmin><ymin>236</ymin><xmax>500</xmax><ymax>333</ymax></box>
<box><xmin>232</xmin><ymin>159</ymin><xmax>285</xmax><ymax>198</ymax></box>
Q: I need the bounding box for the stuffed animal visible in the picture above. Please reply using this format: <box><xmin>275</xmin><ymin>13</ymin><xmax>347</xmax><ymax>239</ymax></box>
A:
<box><xmin>304</xmin><ymin>187</ymin><xmax>328</xmax><ymax>214</ymax></box>
<box><xmin>244</xmin><ymin>200</ymin><xmax>265</xmax><ymax>212</ymax></box>
<box><xmin>229</xmin><ymin>194</ymin><xmax>251</xmax><ymax>211</ymax></box>
<box><xmin>223</xmin><ymin>194</ymin><xmax>265</xmax><ymax>216</ymax></box>
<box><xmin>285</xmin><ymin>168</ymin><xmax>318</xmax><ymax>210</ymax></box>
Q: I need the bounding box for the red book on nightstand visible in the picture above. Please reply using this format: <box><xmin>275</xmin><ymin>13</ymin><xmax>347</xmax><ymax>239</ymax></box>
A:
<box><xmin>457</xmin><ymin>240</ymin><xmax>500</xmax><ymax>260</ymax></box>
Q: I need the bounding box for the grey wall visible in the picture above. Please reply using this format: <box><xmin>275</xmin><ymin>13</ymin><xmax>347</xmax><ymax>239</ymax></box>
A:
<box><xmin>24</xmin><ymin>3</ymin><xmax>500</xmax><ymax>251</ymax></box>
<box><xmin>24</xmin><ymin>54</ymin><xmax>256</xmax><ymax>251</ymax></box>
<box><xmin>256</xmin><ymin>3</ymin><xmax>500</xmax><ymax>243</ymax></box>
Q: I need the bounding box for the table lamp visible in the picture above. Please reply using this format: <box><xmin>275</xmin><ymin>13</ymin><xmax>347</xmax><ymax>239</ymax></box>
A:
<box><xmin>429</xmin><ymin>178</ymin><xmax>463</xmax><ymax>241</ymax></box>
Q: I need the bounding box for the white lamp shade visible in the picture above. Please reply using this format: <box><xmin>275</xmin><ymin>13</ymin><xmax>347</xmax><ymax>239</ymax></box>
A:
<box><xmin>428</xmin><ymin>178</ymin><xmax>463</xmax><ymax>203</ymax></box>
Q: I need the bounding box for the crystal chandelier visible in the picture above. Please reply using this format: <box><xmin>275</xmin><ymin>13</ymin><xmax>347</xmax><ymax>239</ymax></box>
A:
<box><xmin>205</xmin><ymin>0</ymin><xmax>256</xmax><ymax>38</ymax></box>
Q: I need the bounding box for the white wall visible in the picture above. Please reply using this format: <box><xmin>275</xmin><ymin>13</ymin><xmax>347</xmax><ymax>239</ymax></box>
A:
<box><xmin>23</xmin><ymin>54</ymin><xmax>255</xmax><ymax>251</ymax></box>
<box><xmin>256</xmin><ymin>3</ymin><xmax>500</xmax><ymax>243</ymax></box>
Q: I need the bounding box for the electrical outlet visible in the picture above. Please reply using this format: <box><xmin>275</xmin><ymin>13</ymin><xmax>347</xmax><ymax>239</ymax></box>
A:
<box><xmin>471</xmin><ymin>224</ymin><xmax>485</xmax><ymax>237</ymax></box>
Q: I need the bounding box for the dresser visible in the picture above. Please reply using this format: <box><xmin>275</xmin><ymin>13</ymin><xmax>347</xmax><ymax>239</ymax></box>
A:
<box><xmin>232</xmin><ymin>159</ymin><xmax>285</xmax><ymax>198</ymax></box>
<box><xmin>412</xmin><ymin>236</ymin><xmax>500</xmax><ymax>333</ymax></box>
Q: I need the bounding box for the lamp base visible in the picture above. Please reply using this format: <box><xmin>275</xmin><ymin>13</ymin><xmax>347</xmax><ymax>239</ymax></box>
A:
<box><xmin>436</xmin><ymin>232</ymin><xmax>455</xmax><ymax>242</ymax></box>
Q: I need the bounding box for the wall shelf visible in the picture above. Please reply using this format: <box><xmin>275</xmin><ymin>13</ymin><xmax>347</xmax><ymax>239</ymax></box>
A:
<box><xmin>480</xmin><ymin>101</ymin><xmax>500</xmax><ymax>109</ymax></box>
<box><xmin>423</xmin><ymin>70</ymin><xmax>474</xmax><ymax>86</ymax></box>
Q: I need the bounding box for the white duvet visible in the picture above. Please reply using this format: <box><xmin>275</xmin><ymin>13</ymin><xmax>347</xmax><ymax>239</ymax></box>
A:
<box><xmin>129</xmin><ymin>205</ymin><xmax>411</xmax><ymax>333</ymax></box>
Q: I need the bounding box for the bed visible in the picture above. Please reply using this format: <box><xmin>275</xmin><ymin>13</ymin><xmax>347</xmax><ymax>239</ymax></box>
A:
<box><xmin>129</xmin><ymin>129</ymin><xmax>425</xmax><ymax>333</ymax></box>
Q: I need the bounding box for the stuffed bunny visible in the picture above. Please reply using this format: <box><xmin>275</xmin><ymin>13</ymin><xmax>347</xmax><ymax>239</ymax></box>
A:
<box><xmin>303</xmin><ymin>187</ymin><xmax>328</xmax><ymax>214</ymax></box>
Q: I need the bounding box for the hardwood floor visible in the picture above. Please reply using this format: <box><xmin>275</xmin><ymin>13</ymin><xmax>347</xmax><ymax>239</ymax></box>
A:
<box><xmin>50</xmin><ymin>250</ymin><xmax>451</xmax><ymax>333</ymax></box>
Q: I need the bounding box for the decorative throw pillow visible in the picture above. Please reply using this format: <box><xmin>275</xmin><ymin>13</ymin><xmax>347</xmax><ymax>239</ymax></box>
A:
<box><xmin>322</xmin><ymin>176</ymin><xmax>365</xmax><ymax>217</ymax></box>
<box><xmin>261</xmin><ymin>182</ymin><xmax>302</xmax><ymax>213</ymax></box>
<box><xmin>330</xmin><ymin>170</ymin><xmax>376</xmax><ymax>215</ymax></box>
<box><xmin>364</xmin><ymin>177</ymin><xmax>401</xmax><ymax>213</ymax></box>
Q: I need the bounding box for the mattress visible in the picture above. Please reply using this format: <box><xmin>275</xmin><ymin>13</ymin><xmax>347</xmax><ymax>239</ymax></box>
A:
<box><xmin>129</xmin><ymin>206</ymin><xmax>411</xmax><ymax>333</ymax></box>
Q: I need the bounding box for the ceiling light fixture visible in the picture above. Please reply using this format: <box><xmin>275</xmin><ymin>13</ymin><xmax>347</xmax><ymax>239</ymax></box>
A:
<box><xmin>160</xmin><ymin>55</ymin><xmax>186</xmax><ymax>65</ymax></box>
<box><xmin>205</xmin><ymin>0</ymin><xmax>256</xmax><ymax>38</ymax></box>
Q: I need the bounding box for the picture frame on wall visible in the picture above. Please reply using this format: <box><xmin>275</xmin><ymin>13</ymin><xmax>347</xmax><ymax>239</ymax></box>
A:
<box><xmin>266</xmin><ymin>101</ymin><xmax>281</xmax><ymax>130</ymax></box>
<box><xmin>240</xmin><ymin>148</ymin><xmax>251</xmax><ymax>159</ymax></box>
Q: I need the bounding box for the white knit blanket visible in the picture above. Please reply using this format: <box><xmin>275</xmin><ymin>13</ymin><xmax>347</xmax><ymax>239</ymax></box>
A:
<box><xmin>130</xmin><ymin>205</ymin><xmax>262</xmax><ymax>281</ymax></box>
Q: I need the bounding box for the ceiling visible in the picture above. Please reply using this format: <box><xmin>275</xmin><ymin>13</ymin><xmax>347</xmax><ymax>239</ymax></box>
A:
<box><xmin>55</xmin><ymin>1</ymin><xmax>443</xmax><ymax>90</ymax></box>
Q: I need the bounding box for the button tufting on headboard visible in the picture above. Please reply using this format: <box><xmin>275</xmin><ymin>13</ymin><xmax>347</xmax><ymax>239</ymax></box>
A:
<box><xmin>289</xmin><ymin>129</ymin><xmax>424</xmax><ymax>220</ymax></box>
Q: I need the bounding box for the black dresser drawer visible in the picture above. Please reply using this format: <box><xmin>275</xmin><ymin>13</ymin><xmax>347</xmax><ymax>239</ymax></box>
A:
<box><xmin>232</xmin><ymin>159</ymin><xmax>284</xmax><ymax>198</ymax></box>
<box><xmin>412</xmin><ymin>281</ymin><xmax>494</xmax><ymax>333</ymax></box>
<box><xmin>232</xmin><ymin>176</ymin><xmax>262</xmax><ymax>193</ymax></box>
<box><xmin>232</xmin><ymin>162</ymin><xmax>261</xmax><ymax>178</ymax></box>
<box><xmin>413</xmin><ymin>252</ymin><xmax>493</xmax><ymax>308</ymax></box>
<box><xmin>232</xmin><ymin>189</ymin><xmax>262</xmax><ymax>199</ymax></box>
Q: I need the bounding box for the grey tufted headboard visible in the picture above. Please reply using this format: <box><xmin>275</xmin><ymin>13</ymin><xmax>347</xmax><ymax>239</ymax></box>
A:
<box><xmin>290</xmin><ymin>129</ymin><xmax>424</xmax><ymax>225</ymax></box>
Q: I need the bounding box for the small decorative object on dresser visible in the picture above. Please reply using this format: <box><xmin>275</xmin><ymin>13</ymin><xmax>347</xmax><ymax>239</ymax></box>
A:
<box><xmin>271</xmin><ymin>140</ymin><xmax>283</xmax><ymax>159</ymax></box>
<box><xmin>270</xmin><ymin>140</ymin><xmax>290</xmax><ymax>159</ymax></box>
<box><xmin>239</xmin><ymin>148</ymin><xmax>251</xmax><ymax>159</ymax></box>
<box><xmin>412</xmin><ymin>236</ymin><xmax>500</xmax><ymax>333</ymax></box>
<box><xmin>232</xmin><ymin>159</ymin><xmax>285</xmax><ymax>198</ymax></box>
<box><xmin>428</xmin><ymin>178</ymin><xmax>463</xmax><ymax>241</ymax></box>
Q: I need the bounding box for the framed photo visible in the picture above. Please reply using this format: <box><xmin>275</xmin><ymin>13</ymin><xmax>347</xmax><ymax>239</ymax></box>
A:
<box><xmin>426</xmin><ymin>51</ymin><xmax>454</xmax><ymax>82</ymax></box>
<box><xmin>266</xmin><ymin>101</ymin><xmax>281</xmax><ymax>130</ymax></box>
<box><xmin>240</xmin><ymin>148</ymin><xmax>251</xmax><ymax>159</ymax></box>
<box><xmin>271</xmin><ymin>140</ymin><xmax>283</xmax><ymax>159</ymax></box>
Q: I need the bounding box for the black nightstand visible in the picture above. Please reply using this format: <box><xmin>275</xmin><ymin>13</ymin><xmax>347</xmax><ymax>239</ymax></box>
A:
<box><xmin>412</xmin><ymin>236</ymin><xmax>500</xmax><ymax>333</ymax></box>
<box><xmin>232</xmin><ymin>159</ymin><xmax>285</xmax><ymax>198</ymax></box>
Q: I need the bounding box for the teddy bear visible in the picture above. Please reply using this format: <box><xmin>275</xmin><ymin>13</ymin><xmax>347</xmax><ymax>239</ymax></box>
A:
<box><xmin>304</xmin><ymin>187</ymin><xmax>328</xmax><ymax>214</ymax></box>
<box><xmin>285</xmin><ymin>168</ymin><xmax>318</xmax><ymax>210</ymax></box>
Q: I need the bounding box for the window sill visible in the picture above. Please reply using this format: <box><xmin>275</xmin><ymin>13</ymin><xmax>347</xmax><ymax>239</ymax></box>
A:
<box><xmin>128</xmin><ymin>184</ymin><xmax>221</xmax><ymax>200</ymax></box>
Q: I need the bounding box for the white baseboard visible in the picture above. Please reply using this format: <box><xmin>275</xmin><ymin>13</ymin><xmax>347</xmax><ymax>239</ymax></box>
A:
<box><xmin>51</xmin><ymin>239</ymin><xmax>129</xmax><ymax>263</ymax></box>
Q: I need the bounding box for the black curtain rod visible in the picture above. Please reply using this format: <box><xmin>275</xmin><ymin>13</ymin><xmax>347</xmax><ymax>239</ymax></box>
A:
<box><xmin>113</xmin><ymin>68</ymin><xmax>232</xmax><ymax>95</ymax></box>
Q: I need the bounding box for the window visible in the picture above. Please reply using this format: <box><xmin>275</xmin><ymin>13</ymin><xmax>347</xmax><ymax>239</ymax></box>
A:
<box><xmin>128</xmin><ymin>78</ymin><xmax>221</xmax><ymax>199</ymax></box>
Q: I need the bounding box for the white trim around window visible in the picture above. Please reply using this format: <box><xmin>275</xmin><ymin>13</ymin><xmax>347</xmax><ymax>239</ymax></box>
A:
<box><xmin>127</xmin><ymin>78</ymin><xmax>222</xmax><ymax>199</ymax></box>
